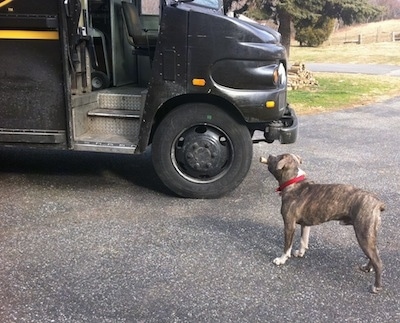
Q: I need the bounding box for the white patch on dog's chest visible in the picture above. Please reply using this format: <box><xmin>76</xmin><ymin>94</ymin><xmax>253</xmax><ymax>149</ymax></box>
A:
<box><xmin>298</xmin><ymin>168</ymin><xmax>306</xmax><ymax>177</ymax></box>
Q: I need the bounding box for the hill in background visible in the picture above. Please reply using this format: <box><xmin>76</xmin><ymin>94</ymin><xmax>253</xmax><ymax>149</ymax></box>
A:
<box><xmin>325</xmin><ymin>19</ymin><xmax>400</xmax><ymax>45</ymax></box>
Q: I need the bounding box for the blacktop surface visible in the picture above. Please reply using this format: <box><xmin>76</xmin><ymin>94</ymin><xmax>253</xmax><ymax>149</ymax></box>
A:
<box><xmin>305</xmin><ymin>63</ymin><xmax>400</xmax><ymax>76</ymax></box>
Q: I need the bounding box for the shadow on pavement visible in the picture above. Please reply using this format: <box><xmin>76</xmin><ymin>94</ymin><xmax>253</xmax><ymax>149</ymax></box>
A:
<box><xmin>0</xmin><ymin>147</ymin><xmax>173</xmax><ymax>196</ymax></box>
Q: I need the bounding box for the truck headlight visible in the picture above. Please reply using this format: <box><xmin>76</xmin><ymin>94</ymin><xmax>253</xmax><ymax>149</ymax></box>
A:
<box><xmin>273</xmin><ymin>63</ymin><xmax>287</xmax><ymax>87</ymax></box>
<box><xmin>278</xmin><ymin>63</ymin><xmax>286</xmax><ymax>86</ymax></box>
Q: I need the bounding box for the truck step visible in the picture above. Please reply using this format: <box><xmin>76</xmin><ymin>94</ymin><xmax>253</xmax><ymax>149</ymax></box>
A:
<box><xmin>86</xmin><ymin>111</ymin><xmax>141</xmax><ymax>139</ymax></box>
<box><xmin>88</xmin><ymin>108</ymin><xmax>141</xmax><ymax>119</ymax></box>
<box><xmin>74</xmin><ymin>133</ymin><xmax>137</xmax><ymax>154</ymax></box>
<box><xmin>98</xmin><ymin>87</ymin><xmax>146</xmax><ymax>111</ymax></box>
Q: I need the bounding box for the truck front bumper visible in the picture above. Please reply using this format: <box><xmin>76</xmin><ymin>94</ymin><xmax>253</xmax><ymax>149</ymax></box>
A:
<box><xmin>261</xmin><ymin>105</ymin><xmax>298</xmax><ymax>144</ymax></box>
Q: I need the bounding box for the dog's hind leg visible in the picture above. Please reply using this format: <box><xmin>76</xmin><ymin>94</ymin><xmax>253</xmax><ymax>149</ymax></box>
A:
<box><xmin>273</xmin><ymin>220</ymin><xmax>296</xmax><ymax>266</ymax></box>
<box><xmin>358</xmin><ymin>242</ymin><xmax>382</xmax><ymax>294</ymax></box>
<box><xmin>294</xmin><ymin>225</ymin><xmax>310</xmax><ymax>257</ymax></box>
<box><xmin>354</xmin><ymin>214</ymin><xmax>383</xmax><ymax>293</ymax></box>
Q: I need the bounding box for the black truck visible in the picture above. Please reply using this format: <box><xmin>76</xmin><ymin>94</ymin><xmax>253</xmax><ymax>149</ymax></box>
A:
<box><xmin>0</xmin><ymin>0</ymin><xmax>298</xmax><ymax>198</ymax></box>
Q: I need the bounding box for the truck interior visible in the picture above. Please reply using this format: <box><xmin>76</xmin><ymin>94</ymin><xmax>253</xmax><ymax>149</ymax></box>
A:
<box><xmin>86</xmin><ymin>0</ymin><xmax>160</xmax><ymax>89</ymax></box>
<box><xmin>70</xmin><ymin>0</ymin><xmax>161</xmax><ymax>153</ymax></box>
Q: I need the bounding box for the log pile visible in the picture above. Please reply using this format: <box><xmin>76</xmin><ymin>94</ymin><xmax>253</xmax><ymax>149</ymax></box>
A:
<box><xmin>287</xmin><ymin>62</ymin><xmax>318</xmax><ymax>90</ymax></box>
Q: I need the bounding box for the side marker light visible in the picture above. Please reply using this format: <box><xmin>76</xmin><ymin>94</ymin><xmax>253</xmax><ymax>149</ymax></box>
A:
<box><xmin>192</xmin><ymin>78</ymin><xmax>206</xmax><ymax>86</ymax></box>
<box><xmin>266</xmin><ymin>101</ymin><xmax>275</xmax><ymax>108</ymax></box>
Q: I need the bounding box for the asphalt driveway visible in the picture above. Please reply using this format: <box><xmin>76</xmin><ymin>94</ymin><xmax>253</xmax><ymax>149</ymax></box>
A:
<box><xmin>1</xmin><ymin>97</ymin><xmax>400</xmax><ymax>322</ymax></box>
<box><xmin>306</xmin><ymin>63</ymin><xmax>400</xmax><ymax>76</ymax></box>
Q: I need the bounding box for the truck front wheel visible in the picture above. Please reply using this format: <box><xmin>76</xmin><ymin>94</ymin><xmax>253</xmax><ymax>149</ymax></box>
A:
<box><xmin>152</xmin><ymin>103</ymin><xmax>252</xmax><ymax>198</ymax></box>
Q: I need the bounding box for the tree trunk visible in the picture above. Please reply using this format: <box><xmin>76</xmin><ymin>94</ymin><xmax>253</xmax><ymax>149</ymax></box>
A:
<box><xmin>278</xmin><ymin>9</ymin><xmax>292</xmax><ymax>58</ymax></box>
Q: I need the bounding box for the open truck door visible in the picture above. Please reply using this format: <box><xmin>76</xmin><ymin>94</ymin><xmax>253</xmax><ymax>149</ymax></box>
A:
<box><xmin>0</xmin><ymin>0</ymin><xmax>68</xmax><ymax>145</ymax></box>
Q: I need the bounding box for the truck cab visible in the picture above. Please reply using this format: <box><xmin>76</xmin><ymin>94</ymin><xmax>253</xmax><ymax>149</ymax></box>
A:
<box><xmin>0</xmin><ymin>0</ymin><xmax>298</xmax><ymax>198</ymax></box>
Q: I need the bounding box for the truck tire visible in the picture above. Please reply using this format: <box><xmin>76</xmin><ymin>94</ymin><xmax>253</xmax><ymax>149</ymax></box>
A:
<box><xmin>152</xmin><ymin>103</ymin><xmax>253</xmax><ymax>198</ymax></box>
<box><xmin>91</xmin><ymin>70</ymin><xmax>110</xmax><ymax>91</ymax></box>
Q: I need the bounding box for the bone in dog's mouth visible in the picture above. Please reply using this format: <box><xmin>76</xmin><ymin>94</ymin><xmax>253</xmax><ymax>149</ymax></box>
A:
<box><xmin>261</xmin><ymin>153</ymin><xmax>385</xmax><ymax>294</ymax></box>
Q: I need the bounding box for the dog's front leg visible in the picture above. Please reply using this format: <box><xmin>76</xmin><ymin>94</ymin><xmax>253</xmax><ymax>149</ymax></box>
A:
<box><xmin>294</xmin><ymin>226</ymin><xmax>310</xmax><ymax>257</ymax></box>
<box><xmin>273</xmin><ymin>220</ymin><xmax>296</xmax><ymax>266</ymax></box>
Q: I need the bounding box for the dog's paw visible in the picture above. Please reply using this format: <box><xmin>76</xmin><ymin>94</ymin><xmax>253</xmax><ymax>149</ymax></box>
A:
<box><xmin>273</xmin><ymin>255</ymin><xmax>288</xmax><ymax>266</ymax></box>
<box><xmin>359</xmin><ymin>263</ymin><xmax>373</xmax><ymax>273</ymax></box>
<box><xmin>371</xmin><ymin>285</ymin><xmax>383</xmax><ymax>294</ymax></box>
<box><xmin>293</xmin><ymin>249</ymin><xmax>306</xmax><ymax>258</ymax></box>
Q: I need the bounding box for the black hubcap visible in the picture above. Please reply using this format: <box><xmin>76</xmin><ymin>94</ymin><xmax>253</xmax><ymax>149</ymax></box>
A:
<box><xmin>173</xmin><ymin>124</ymin><xmax>233</xmax><ymax>183</ymax></box>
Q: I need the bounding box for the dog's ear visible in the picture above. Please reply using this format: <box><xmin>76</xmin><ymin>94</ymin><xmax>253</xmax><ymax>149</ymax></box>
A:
<box><xmin>277</xmin><ymin>154</ymin><xmax>301</xmax><ymax>170</ymax></box>
<box><xmin>294</xmin><ymin>154</ymin><xmax>303</xmax><ymax>164</ymax></box>
<box><xmin>276</xmin><ymin>157</ymin><xmax>288</xmax><ymax>170</ymax></box>
<box><xmin>288</xmin><ymin>154</ymin><xmax>302</xmax><ymax>164</ymax></box>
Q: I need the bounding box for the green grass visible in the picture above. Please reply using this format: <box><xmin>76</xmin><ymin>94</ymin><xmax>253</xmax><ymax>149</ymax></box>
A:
<box><xmin>290</xmin><ymin>42</ymin><xmax>400</xmax><ymax>65</ymax></box>
<box><xmin>287</xmin><ymin>20</ymin><xmax>400</xmax><ymax>114</ymax></box>
<box><xmin>288</xmin><ymin>73</ymin><xmax>400</xmax><ymax>114</ymax></box>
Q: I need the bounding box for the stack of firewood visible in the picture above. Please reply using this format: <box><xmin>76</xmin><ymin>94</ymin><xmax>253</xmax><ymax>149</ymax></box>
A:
<box><xmin>287</xmin><ymin>62</ymin><xmax>318</xmax><ymax>90</ymax></box>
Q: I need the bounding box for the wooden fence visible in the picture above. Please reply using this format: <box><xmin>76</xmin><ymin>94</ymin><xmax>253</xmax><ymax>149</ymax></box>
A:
<box><xmin>321</xmin><ymin>30</ymin><xmax>400</xmax><ymax>45</ymax></box>
<box><xmin>341</xmin><ymin>32</ymin><xmax>400</xmax><ymax>44</ymax></box>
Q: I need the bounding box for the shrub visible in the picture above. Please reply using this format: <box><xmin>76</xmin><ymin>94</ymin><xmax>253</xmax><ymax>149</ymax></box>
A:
<box><xmin>295</xmin><ymin>17</ymin><xmax>335</xmax><ymax>47</ymax></box>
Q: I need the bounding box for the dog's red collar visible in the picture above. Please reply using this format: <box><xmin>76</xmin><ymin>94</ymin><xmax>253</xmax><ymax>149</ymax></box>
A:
<box><xmin>276</xmin><ymin>175</ymin><xmax>306</xmax><ymax>192</ymax></box>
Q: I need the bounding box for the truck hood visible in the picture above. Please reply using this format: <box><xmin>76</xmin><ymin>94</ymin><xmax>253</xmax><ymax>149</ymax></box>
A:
<box><xmin>236</xmin><ymin>16</ymin><xmax>281</xmax><ymax>43</ymax></box>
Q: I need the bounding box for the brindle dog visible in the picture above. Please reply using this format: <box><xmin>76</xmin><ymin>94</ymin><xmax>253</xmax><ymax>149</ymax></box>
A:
<box><xmin>261</xmin><ymin>154</ymin><xmax>385</xmax><ymax>293</ymax></box>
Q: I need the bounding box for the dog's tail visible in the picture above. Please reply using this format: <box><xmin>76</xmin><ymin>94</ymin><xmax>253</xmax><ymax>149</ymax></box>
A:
<box><xmin>371</xmin><ymin>194</ymin><xmax>385</xmax><ymax>213</ymax></box>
